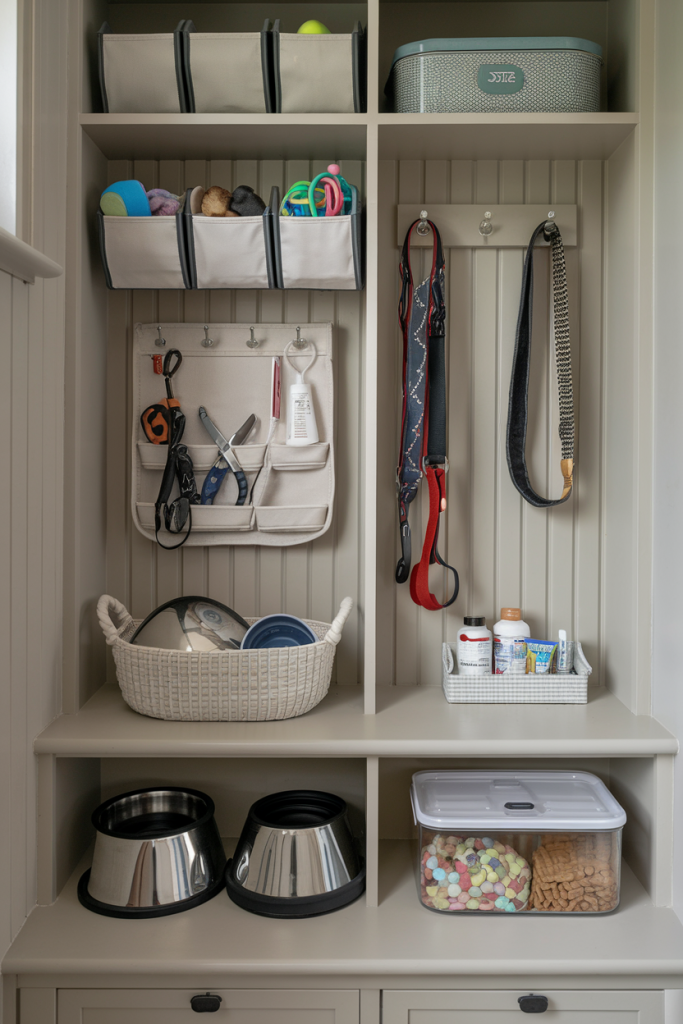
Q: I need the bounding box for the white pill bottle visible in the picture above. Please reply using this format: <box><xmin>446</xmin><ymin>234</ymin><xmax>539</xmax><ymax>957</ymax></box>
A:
<box><xmin>457</xmin><ymin>616</ymin><xmax>492</xmax><ymax>675</ymax></box>
<box><xmin>493</xmin><ymin>607</ymin><xmax>530</xmax><ymax>674</ymax></box>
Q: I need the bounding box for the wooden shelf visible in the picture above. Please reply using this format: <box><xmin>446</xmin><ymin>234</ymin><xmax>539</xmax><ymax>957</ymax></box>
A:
<box><xmin>5</xmin><ymin>843</ymin><xmax>683</xmax><ymax>984</ymax></box>
<box><xmin>34</xmin><ymin>684</ymin><xmax>677</xmax><ymax>758</ymax></box>
<box><xmin>80</xmin><ymin>114</ymin><xmax>368</xmax><ymax>160</ymax></box>
<box><xmin>377</xmin><ymin>112</ymin><xmax>639</xmax><ymax>160</ymax></box>
<box><xmin>80</xmin><ymin>112</ymin><xmax>638</xmax><ymax>162</ymax></box>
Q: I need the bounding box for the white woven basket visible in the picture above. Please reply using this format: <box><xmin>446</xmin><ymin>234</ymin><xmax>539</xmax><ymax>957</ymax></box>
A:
<box><xmin>442</xmin><ymin>642</ymin><xmax>592</xmax><ymax>704</ymax></box>
<box><xmin>97</xmin><ymin>594</ymin><xmax>353</xmax><ymax>722</ymax></box>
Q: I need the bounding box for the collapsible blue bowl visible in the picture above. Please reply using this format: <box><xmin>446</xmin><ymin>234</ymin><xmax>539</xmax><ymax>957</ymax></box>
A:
<box><xmin>241</xmin><ymin>614</ymin><xmax>317</xmax><ymax>650</ymax></box>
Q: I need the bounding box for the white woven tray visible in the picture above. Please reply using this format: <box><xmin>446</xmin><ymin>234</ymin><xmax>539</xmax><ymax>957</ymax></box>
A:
<box><xmin>442</xmin><ymin>642</ymin><xmax>592</xmax><ymax>704</ymax></box>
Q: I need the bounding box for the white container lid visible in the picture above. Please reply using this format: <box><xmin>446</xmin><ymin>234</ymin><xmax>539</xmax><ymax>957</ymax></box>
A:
<box><xmin>411</xmin><ymin>770</ymin><xmax>626</xmax><ymax>831</ymax></box>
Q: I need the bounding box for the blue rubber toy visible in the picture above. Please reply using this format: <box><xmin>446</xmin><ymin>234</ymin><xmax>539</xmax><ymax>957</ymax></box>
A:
<box><xmin>100</xmin><ymin>180</ymin><xmax>151</xmax><ymax>217</ymax></box>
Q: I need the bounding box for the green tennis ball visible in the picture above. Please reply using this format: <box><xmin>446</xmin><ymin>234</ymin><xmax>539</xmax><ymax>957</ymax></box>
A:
<box><xmin>297</xmin><ymin>19</ymin><xmax>331</xmax><ymax>33</ymax></box>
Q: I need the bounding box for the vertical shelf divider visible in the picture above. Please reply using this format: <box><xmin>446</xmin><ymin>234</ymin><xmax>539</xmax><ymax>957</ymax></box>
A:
<box><xmin>365</xmin><ymin>755</ymin><xmax>380</xmax><ymax>907</ymax></box>
<box><xmin>364</xmin><ymin>0</ymin><xmax>381</xmax><ymax>714</ymax></box>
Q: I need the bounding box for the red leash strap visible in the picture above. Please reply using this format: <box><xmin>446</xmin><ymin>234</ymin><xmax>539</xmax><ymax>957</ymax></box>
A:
<box><xmin>409</xmin><ymin>467</ymin><xmax>457</xmax><ymax>610</ymax></box>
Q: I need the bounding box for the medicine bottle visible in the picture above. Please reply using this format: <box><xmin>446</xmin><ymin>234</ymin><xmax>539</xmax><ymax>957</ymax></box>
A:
<box><xmin>493</xmin><ymin>608</ymin><xmax>531</xmax><ymax>674</ymax></box>
<box><xmin>456</xmin><ymin>617</ymin><xmax>492</xmax><ymax>675</ymax></box>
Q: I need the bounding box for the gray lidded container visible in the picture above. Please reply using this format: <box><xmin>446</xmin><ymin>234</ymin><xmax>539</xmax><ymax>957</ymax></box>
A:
<box><xmin>387</xmin><ymin>36</ymin><xmax>602</xmax><ymax>113</ymax></box>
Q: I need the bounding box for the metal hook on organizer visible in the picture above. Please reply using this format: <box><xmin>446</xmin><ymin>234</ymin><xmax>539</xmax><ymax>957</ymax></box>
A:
<box><xmin>155</xmin><ymin>326</ymin><xmax>166</xmax><ymax>348</ymax></box>
<box><xmin>246</xmin><ymin>326</ymin><xmax>259</xmax><ymax>349</ymax></box>
<box><xmin>479</xmin><ymin>211</ymin><xmax>494</xmax><ymax>237</ymax></box>
<box><xmin>416</xmin><ymin>210</ymin><xmax>431</xmax><ymax>236</ymax></box>
<box><xmin>201</xmin><ymin>325</ymin><xmax>215</xmax><ymax>348</ymax></box>
<box><xmin>544</xmin><ymin>210</ymin><xmax>559</xmax><ymax>239</ymax></box>
<box><xmin>292</xmin><ymin>326</ymin><xmax>307</xmax><ymax>350</ymax></box>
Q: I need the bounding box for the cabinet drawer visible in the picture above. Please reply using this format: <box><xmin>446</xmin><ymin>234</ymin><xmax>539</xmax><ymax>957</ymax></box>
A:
<box><xmin>382</xmin><ymin>990</ymin><xmax>663</xmax><ymax>1024</ymax></box>
<box><xmin>57</xmin><ymin>988</ymin><xmax>359</xmax><ymax>1024</ymax></box>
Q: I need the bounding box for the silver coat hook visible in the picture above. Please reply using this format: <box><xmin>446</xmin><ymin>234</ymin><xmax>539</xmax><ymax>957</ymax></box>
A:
<box><xmin>201</xmin><ymin>325</ymin><xmax>215</xmax><ymax>348</ymax></box>
<box><xmin>479</xmin><ymin>211</ymin><xmax>493</xmax><ymax>237</ymax></box>
<box><xmin>544</xmin><ymin>211</ymin><xmax>559</xmax><ymax>238</ymax></box>
<box><xmin>155</xmin><ymin>326</ymin><xmax>166</xmax><ymax>348</ymax></box>
<box><xmin>416</xmin><ymin>210</ymin><xmax>431</xmax><ymax>236</ymax></box>
<box><xmin>246</xmin><ymin>326</ymin><xmax>259</xmax><ymax>349</ymax></box>
<box><xmin>292</xmin><ymin>326</ymin><xmax>307</xmax><ymax>349</ymax></box>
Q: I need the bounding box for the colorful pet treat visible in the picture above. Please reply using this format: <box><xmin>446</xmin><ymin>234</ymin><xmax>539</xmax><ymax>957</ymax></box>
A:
<box><xmin>420</xmin><ymin>835</ymin><xmax>531</xmax><ymax>913</ymax></box>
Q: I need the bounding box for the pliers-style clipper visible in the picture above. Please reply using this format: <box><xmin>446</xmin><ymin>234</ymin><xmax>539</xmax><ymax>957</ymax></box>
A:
<box><xmin>198</xmin><ymin>408</ymin><xmax>256</xmax><ymax>506</ymax></box>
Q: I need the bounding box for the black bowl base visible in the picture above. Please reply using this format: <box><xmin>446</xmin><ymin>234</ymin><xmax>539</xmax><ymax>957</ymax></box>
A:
<box><xmin>225</xmin><ymin>859</ymin><xmax>366</xmax><ymax>918</ymax></box>
<box><xmin>78</xmin><ymin>868</ymin><xmax>225</xmax><ymax>919</ymax></box>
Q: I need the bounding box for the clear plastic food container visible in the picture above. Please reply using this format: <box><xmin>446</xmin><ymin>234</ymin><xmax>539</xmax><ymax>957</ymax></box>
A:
<box><xmin>411</xmin><ymin>770</ymin><xmax>625</xmax><ymax>915</ymax></box>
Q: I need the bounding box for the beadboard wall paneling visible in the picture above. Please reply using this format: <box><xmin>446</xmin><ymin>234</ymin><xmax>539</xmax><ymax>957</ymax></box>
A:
<box><xmin>0</xmin><ymin>0</ymin><xmax>69</xmax><ymax>1005</ymax></box>
<box><xmin>377</xmin><ymin>158</ymin><xmax>604</xmax><ymax>687</ymax></box>
<box><xmin>0</xmin><ymin>269</ymin><xmax>64</xmax><ymax>993</ymax></box>
<box><xmin>105</xmin><ymin>158</ymin><xmax>366</xmax><ymax>686</ymax></box>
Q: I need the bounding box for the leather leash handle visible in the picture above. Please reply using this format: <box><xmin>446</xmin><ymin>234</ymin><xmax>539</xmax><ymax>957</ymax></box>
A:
<box><xmin>506</xmin><ymin>221</ymin><xmax>575</xmax><ymax>507</ymax></box>
<box><xmin>409</xmin><ymin>467</ymin><xmax>459</xmax><ymax>610</ymax></box>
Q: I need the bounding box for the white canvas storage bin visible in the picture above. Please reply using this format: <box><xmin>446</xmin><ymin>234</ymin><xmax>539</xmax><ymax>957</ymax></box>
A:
<box><xmin>184</xmin><ymin>187</ymin><xmax>275</xmax><ymax>290</ymax></box>
<box><xmin>132</xmin><ymin>322</ymin><xmax>335</xmax><ymax>547</ymax></box>
<box><xmin>411</xmin><ymin>770</ymin><xmax>626</xmax><ymax>915</ymax></box>
<box><xmin>442</xmin><ymin>641</ymin><xmax>592</xmax><ymax>704</ymax></box>
<box><xmin>272</xmin><ymin>21</ymin><xmax>366</xmax><ymax>113</ymax></box>
<box><xmin>97</xmin><ymin>199</ymin><xmax>191</xmax><ymax>290</ymax></box>
<box><xmin>387</xmin><ymin>36</ymin><xmax>602</xmax><ymax>113</ymax></box>
<box><xmin>271</xmin><ymin>186</ymin><xmax>363</xmax><ymax>290</ymax></box>
<box><xmin>98</xmin><ymin>21</ymin><xmax>190</xmax><ymax>113</ymax></box>
<box><xmin>184</xmin><ymin>22</ymin><xmax>274</xmax><ymax>113</ymax></box>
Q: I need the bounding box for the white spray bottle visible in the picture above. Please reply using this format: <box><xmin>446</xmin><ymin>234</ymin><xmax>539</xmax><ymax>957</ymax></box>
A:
<box><xmin>285</xmin><ymin>338</ymin><xmax>319</xmax><ymax>446</ymax></box>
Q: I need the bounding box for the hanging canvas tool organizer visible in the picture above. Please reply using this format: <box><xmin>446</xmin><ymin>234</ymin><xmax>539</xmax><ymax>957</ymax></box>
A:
<box><xmin>132</xmin><ymin>323</ymin><xmax>334</xmax><ymax>547</ymax></box>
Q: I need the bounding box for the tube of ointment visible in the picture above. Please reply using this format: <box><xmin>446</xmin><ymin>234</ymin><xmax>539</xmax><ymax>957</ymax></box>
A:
<box><xmin>267</xmin><ymin>356</ymin><xmax>281</xmax><ymax>442</ymax></box>
<box><xmin>526</xmin><ymin>640</ymin><xmax>558</xmax><ymax>674</ymax></box>
<box><xmin>557</xmin><ymin>629</ymin><xmax>574</xmax><ymax>673</ymax></box>
<box><xmin>285</xmin><ymin>340</ymin><xmax>319</xmax><ymax>446</ymax></box>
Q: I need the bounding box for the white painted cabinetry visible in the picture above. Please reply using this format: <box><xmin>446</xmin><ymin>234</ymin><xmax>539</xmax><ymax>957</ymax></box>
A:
<box><xmin>3</xmin><ymin>0</ymin><xmax>683</xmax><ymax>1019</ymax></box>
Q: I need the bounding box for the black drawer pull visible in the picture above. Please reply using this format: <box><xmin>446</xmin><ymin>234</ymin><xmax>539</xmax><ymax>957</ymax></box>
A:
<box><xmin>505</xmin><ymin>802</ymin><xmax>535</xmax><ymax>809</ymax></box>
<box><xmin>518</xmin><ymin>995</ymin><xmax>548</xmax><ymax>1013</ymax></box>
<box><xmin>191</xmin><ymin>993</ymin><xmax>223</xmax><ymax>1012</ymax></box>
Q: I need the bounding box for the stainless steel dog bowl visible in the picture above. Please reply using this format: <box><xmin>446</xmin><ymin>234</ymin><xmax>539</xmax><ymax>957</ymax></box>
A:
<box><xmin>78</xmin><ymin>787</ymin><xmax>226</xmax><ymax>918</ymax></box>
<box><xmin>130</xmin><ymin>596</ymin><xmax>249</xmax><ymax>652</ymax></box>
<box><xmin>225</xmin><ymin>790</ymin><xmax>365</xmax><ymax>917</ymax></box>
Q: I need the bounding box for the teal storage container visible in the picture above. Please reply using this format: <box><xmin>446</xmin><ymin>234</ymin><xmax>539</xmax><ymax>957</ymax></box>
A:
<box><xmin>387</xmin><ymin>37</ymin><xmax>602</xmax><ymax>113</ymax></box>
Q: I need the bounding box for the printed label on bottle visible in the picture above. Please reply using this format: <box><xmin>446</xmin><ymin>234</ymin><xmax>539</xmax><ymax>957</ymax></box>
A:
<box><xmin>457</xmin><ymin>634</ymin><xmax>492</xmax><ymax>675</ymax></box>
<box><xmin>477</xmin><ymin>64</ymin><xmax>525</xmax><ymax>95</ymax></box>
<box><xmin>293</xmin><ymin>394</ymin><xmax>311</xmax><ymax>437</ymax></box>
<box><xmin>494</xmin><ymin>637</ymin><xmax>528</xmax><ymax>674</ymax></box>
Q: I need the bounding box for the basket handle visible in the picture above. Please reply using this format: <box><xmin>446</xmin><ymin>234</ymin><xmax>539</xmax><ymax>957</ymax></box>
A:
<box><xmin>323</xmin><ymin>597</ymin><xmax>353</xmax><ymax>647</ymax></box>
<box><xmin>97</xmin><ymin>594</ymin><xmax>134</xmax><ymax>646</ymax></box>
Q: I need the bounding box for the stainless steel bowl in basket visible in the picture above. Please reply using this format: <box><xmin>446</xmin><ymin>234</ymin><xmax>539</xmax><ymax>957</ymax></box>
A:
<box><xmin>78</xmin><ymin>787</ymin><xmax>226</xmax><ymax>918</ymax></box>
<box><xmin>225</xmin><ymin>790</ymin><xmax>365</xmax><ymax>917</ymax></box>
<box><xmin>97</xmin><ymin>594</ymin><xmax>353</xmax><ymax>722</ymax></box>
<box><xmin>130</xmin><ymin>596</ymin><xmax>249</xmax><ymax>652</ymax></box>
